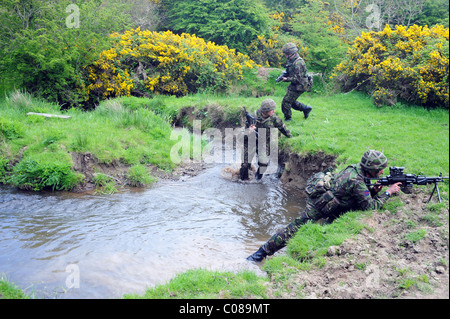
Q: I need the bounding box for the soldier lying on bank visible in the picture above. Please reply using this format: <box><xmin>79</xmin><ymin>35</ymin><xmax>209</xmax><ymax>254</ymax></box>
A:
<box><xmin>247</xmin><ymin>150</ymin><xmax>402</xmax><ymax>262</ymax></box>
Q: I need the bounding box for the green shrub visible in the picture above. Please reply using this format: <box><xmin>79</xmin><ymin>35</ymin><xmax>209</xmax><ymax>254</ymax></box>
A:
<box><xmin>93</xmin><ymin>173</ymin><xmax>118</xmax><ymax>194</ymax></box>
<box><xmin>291</xmin><ymin>0</ymin><xmax>348</xmax><ymax>75</ymax></box>
<box><xmin>127</xmin><ymin>164</ymin><xmax>156</xmax><ymax>187</ymax></box>
<box><xmin>1</xmin><ymin>0</ymin><xmax>133</xmax><ymax>109</ymax></box>
<box><xmin>162</xmin><ymin>0</ymin><xmax>271</xmax><ymax>54</ymax></box>
<box><xmin>0</xmin><ymin>117</ymin><xmax>25</xmax><ymax>140</ymax></box>
<box><xmin>11</xmin><ymin>155</ymin><xmax>82</xmax><ymax>191</ymax></box>
<box><xmin>332</xmin><ymin>24</ymin><xmax>449</xmax><ymax>108</ymax></box>
<box><xmin>0</xmin><ymin>156</ymin><xmax>9</xmax><ymax>183</ymax></box>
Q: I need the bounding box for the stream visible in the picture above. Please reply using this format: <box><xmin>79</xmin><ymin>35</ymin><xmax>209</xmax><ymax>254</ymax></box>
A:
<box><xmin>0</xmin><ymin>163</ymin><xmax>306</xmax><ymax>298</ymax></box>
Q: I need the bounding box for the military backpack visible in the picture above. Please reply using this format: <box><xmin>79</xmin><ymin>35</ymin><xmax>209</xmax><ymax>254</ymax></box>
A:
<box><xmin>305</xmin><ymin>167</ymin><xmax>339</xmax><ymax>213</ymax></box>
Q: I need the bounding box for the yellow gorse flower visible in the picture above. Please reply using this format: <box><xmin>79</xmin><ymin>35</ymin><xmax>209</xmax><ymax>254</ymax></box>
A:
<box><xmin>87</xmin><ymin>28</ymin><xmax>258</xmax><ymax>98</ymax></box>
<box><xmin>332</xmin><ymin>24</ymin><xmax>449</xmax><ymax>107</ymax></box>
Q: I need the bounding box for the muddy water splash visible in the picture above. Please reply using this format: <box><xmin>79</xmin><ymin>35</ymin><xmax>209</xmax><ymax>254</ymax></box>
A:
<box><xmin>0</xmin><ymin>164</ymin><xmax>306</xmax><ymax>298</ymax></box>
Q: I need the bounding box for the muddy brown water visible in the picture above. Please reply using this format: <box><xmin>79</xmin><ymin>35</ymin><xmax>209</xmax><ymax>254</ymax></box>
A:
<box><xmin>0</xmin><ymin>164</ymin><xmax>306</xmax><ymax>298</ymax></box>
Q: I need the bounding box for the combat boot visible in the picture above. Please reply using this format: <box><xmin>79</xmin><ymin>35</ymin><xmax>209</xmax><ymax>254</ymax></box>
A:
<box><xmin>255</xmin><ymin>168</ymin><xmax>263</xmax><ymax>180</ymax></box>
<box><xmin>303</xmin><ymin>105</ymin><xmax>312</xmax><ymax>119</ymax></box>
<box><xmin>255</xmin><ymin>164</ymin><xmax>268</xmax><ymax>180</ymax></box>
<box><xmin>246</xmin><ymin>247</ymin><xmax>267</xmax><ymax>262</ymax></box>
<box><xmin>240</xmin><ymin>163</ymin><xmax>250</xmax><ymax>180</ymax></box>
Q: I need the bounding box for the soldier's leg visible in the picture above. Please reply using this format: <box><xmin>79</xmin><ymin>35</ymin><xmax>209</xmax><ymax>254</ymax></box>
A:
<box><xmin>291</xmin><ymin>94</ymin><xmax>313</xmax><ymax>119</ymax></box>
<box><xmin>240</xmin><ymin>134</ymin><xmax>257</xmax><ymax>180</ymax></box>
<box><xmin>247</xmin><ymin>211</ymin><xmax>311</xmax><ymax>261</ymax></box>
<box><xmin>255</xmin><ymin>163</ymin><xmax>268</xmax><ymax>180</ymax></box>
<box><xmin>240</xmin><ymin>135</ymin><xmax>250</xmax><ymax>180</ymax></box>
<box><xmin>281</xmin><ymin>88</ymin><xmax>298</xmax><ymax>121</ymax></box>
<box><xmin>255</xmin><ymin>142</ymin><xmax>270</xmax><ymax>180</ymax></box>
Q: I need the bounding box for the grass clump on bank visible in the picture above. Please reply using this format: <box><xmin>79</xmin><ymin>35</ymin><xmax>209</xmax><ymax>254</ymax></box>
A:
<box><xmin>0</xmin><ymin>277</ymin><xmax>29</xmax><ymax>299</ymax></box>
<box><xmin>124</xmin><ymin>269</ymin><xmax>269</xmax><ymax>299</ymax></box>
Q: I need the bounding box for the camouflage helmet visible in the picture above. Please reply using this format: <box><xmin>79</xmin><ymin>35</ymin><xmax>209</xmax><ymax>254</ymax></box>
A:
<box><xmin>282</xmin><ymin>43</ymin><xmax>299</xmax><ymax>55</ymax></box>
<box><xmin>260</xmin><ymin>99</ymin><xmax>276</xmax><ymax>112</ymax></box>
<box><xmin>360</xmin><ymin>150</ymin><xmax>388</xmax><ymax>172</ymax></box>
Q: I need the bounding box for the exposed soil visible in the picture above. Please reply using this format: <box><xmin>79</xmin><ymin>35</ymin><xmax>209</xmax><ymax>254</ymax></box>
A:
<box><xmin>279</xmin><ymin>150</ymin><xmax>337</xmax><ymax>191</ymax></box>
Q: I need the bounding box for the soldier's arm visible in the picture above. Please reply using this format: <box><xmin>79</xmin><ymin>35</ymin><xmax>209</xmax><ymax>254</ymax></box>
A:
<box><xmin>352</xmin><ymin>179</ymin><xmax>390</xmax><ymax>210</ymax></box>
<box><xmin>274</xmin><ymin>117</ymin><xmax>292</xmax><ymax>137</ymax></box>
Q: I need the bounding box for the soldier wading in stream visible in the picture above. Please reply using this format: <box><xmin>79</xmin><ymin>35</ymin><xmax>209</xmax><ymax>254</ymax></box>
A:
<box><xmin>247</xmin><ymin>150</ymin><xmax>402</xmax><ymax>262</ymax></box>
<box><xmin>239</xmin><ymin>99</ymin><xmax>292</xmax><ymax>181</ymax></box>
<box><xmin>279</xmin><ymin>43</ymin><xmax>313</xmax><ymax>121</ymax></box>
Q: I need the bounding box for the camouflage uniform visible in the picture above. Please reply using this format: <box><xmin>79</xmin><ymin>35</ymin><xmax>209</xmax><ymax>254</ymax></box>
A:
<box><xmin>280</xmin><ymin>43</ymin><xmax>312</xmax><ymax>120</ymax></box>
<box><xmin>240</xmin><ymin>99</ymin><xmax>292</xmax><ymax>180</ymax></box>
<box><xmin>247</xmin><ymin>150</ymin><xmax>392</xmax><ymax>261</ymax></box>
<box><xmin>261</xmin><ymin>163</ymin><xmax>390</xmax><ymax>255</ymax></box>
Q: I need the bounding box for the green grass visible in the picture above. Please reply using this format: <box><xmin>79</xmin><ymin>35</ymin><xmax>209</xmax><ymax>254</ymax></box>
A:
<box><xmin>0</xmin><ymin>277</ymin><xmax>29</xmax><ymax>299</ymax></box>
<box><xmin>0</xmin><ymin>71</ymin><xmax>448</xmax><ymax>298</ymax></box>
<box><xmin>124</xmin><ymin>269</ymin><xmax>269</xmax><ymax>299</ymax></box>
<box><xmin>262</xmin><ymin>210</ymin><xmax>372</xmax><ymax>281</ymax></box>
<box><xmin>279</xmin><ymin>92</ymin><xmax>449</xmax><ymax>176</ymax></box>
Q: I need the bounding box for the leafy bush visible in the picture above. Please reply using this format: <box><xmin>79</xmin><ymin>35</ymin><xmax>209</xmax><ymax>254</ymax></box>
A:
<box><xmin>11</xmin><ymin>155</ymin><xmax>82</xmax><ymax>191</ymax></box>
<box><xmin>1</xmin><ymin>0</ymin><xmax>133</xmax><ymax>108</ymax></box>
<box><xmin>247</xmin><ymin>33</ymin><xmax>307</xmax><ymax>68</ymax></box>
<box><xmin>162</xmin><ymin>0</ymin><xmax>271</xmax><ymax>54</ymax></box>
<box><xmin>93</xmin><ymin>173</ymin><xmax>118</xmax><ymax>194</ymax></box>
<box><xmin>291</xmin><ymin>0</ymin><xmax>348</xmax><ymax>75</ymax></box>
<box><xmin>332</xmin><ymin>24</ymin><xmax>449</xmax><ymax>108</ymax></box>
<box><xmin>86</xmin><ymin>28</ymin><xmax>258</xmax><ymax>99</ymax></box>
<box><xmin>0</xmin><ymin>156</ymin><xmax>9</xmax><ymax>183</ymax></box>
<box><xmin>127</xmin><ymin>164</ymin><xmax>156</xmax><ymax>187</ymax></box>
<box><xmin>0</xmin><ymin>117</ymin><xmax>25</xmax><ymax>140</ymax></box>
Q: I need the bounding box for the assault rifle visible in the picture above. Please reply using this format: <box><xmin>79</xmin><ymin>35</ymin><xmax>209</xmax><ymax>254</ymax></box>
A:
<box><xmin>365</xmin><ymin>166</ymin><xmax>449</xmax><ymax>203</ymax></box>
<box><xmin>276</xmin><ymin>71</ymin><xmax>288</xmax><ymax>83</ymax></box>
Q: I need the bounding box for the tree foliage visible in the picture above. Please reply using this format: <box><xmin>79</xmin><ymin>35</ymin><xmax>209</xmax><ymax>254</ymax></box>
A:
<box><xmin>161</xmin><ymin>0</ymin><xmax>271</xmax><ymax>54</ymax></box>
<box><xmin>291</xmin><ymin>0</ymin><xmax>348</xmax><ymax>74</ymax></box>
<box><xmin>0</xmin><ymin>0</ymin><xmax>133</xmax><ymax>108</ymax></box>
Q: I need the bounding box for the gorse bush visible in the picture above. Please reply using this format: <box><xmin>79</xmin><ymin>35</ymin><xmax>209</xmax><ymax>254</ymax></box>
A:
<box><xmin>248</xmin><ymin>33</ymin><xmax>307</xmax><ymax>68</ymax></box>
<box><xmin>332</xmin><ymin>24</ymin><xmax>449</xmax><ymax>108</ymax></box>
<box><xmin>87</xmin><ymin>28</ymin><xmax>258</xmax><ymax>100</ymax></box>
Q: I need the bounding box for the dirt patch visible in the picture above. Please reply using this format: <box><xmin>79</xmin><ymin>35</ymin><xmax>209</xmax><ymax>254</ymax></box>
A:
<box><xmin>266</xmin><ymin>187</ymin><xmax>449</xmax><ymax>299</ymax></box>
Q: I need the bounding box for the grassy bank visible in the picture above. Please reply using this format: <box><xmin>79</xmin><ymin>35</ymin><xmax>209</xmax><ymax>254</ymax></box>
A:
<box><xmin>0</xmin><ymin>75</ymin><xmax>448</xmax><ymax>298</ymax></box>
<box><xmin>0</xmin><ymin>91</ymin><xmax>178</xmax><ymax>191</ymax></box>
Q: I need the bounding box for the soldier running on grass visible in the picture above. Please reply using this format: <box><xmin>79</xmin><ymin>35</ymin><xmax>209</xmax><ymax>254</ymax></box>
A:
<box><xmin>279</xmin><ymin>43</ymin><xmax>313</xmax><ymax>121</ymax></box>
